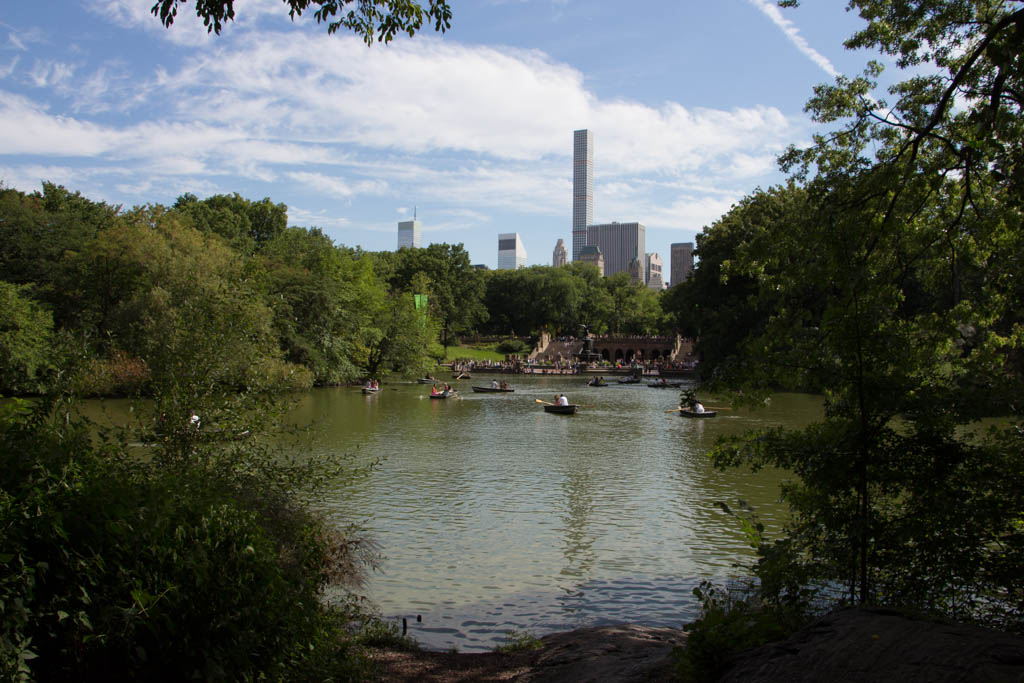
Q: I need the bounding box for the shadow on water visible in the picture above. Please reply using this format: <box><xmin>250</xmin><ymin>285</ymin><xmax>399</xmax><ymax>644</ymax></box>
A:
<box><xmin>74</xmin><ymin>379</ymin><xmax>822</xmax><ymax>652</ymax></box>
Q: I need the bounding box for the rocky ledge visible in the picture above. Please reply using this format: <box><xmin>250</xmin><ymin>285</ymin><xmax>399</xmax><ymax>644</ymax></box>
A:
<box><xmin>368</xmin><ymin>608</ymin><xmax>1024</xmax><ymax>682</ymax></box>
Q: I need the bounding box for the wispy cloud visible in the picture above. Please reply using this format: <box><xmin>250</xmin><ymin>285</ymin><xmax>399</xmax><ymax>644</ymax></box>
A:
<box><xmin>748</xmin><ymin>0</ymin><xmax>839</xmax><ymax>78</ymax></box>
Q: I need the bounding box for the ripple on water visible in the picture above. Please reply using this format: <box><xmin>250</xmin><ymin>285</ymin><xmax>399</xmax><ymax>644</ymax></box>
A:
<box><xmin>305</xmin><ymin>380</ymin><xmax>821</xmax><ymax>651</ymax></box>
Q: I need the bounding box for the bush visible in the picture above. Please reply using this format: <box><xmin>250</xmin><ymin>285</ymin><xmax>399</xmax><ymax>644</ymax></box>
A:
<box><xmin>0</xmin><ymin>396</ymin><xmax>373</xmax><ymax>681</ymax></box>
<box><xmin>70</xmin><ymin>350</ymin><xmax>150</xmax><ymax>397</ymax></box>
<box><xmin>674</xmin><ymin>581</ymin><xmax>798</xmax><ymax>683</ymax></box>
<box><xmin>495</xmin><ymin>339</ymin><xmax>528</xmax><ymax>355</ymax></box>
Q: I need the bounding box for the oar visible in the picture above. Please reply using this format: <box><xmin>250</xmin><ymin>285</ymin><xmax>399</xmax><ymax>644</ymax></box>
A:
<box><xmin>664</xmin><ymin>407</ymin><xmax>684</xmax><ymax>413</ymax></box>
<box><xmin>535</xmin><ymin>398</ymin><xmax>555</xmax><ymax>405</ymax></box>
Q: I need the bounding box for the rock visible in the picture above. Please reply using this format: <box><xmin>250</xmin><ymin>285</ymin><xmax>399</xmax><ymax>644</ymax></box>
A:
<box><xmin>524</xmin><ymin>624</ymin><xmax>686</xmax><ymax>682</ymax></box>
<box><xmin>719</xmin><ymin>607</ymin><xmax>1024</xmax><ymax>683</ymax></box>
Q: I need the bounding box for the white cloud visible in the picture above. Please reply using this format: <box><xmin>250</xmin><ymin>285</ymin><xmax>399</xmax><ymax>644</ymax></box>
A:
<box><xmin>748</xmin><ymin>0</ymin><xmax>839</xmax><ymax>78</ymax></box>
<box><xmin>285</xmin><ymin>170</ymin><xmax>389</xmax><ymax>199</ymax></box>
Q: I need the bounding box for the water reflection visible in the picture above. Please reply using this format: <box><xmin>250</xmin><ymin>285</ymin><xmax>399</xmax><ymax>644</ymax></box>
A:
<box><xmin>74</xmin><ymin>379</ymin><xmax>823</xmax><ymax>652</ymax></box>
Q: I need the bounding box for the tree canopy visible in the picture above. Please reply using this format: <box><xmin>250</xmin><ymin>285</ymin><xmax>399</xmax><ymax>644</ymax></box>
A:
<box><xmin>151</xmin><ymin>0</ymin><xmax>452</xmax><ymax>44</ymax></box>
<box><xmin>675</xmin><ymin>0</ymin><xmax>1024</xmax><ymax>630</ymax></box>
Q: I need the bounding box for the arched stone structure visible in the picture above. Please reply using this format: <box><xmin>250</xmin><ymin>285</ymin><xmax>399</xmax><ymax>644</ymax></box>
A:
<box><xmin>591</xmin><ymin>336</ymin><xmax>679</xmax><ymax>363</ymax></box>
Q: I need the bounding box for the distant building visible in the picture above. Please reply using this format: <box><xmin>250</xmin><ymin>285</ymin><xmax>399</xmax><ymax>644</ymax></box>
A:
<box><xmin>397</xmin><ymin>219</ymin><xmax>422</xmax><ymax>249</ymax></box>
<box><xmin>670</xmin><ymin>242</ymin><xmax>694</xmax><ymax>285</ymax></box>
<box><xmin>586</xmin><ymin>222</ymin><xmax>646</xmax><ymax>280</ymax></box>
<box><xmin>578</xmin><ymin>245</ymin><xmax>604</xmax><ymax>276</ymax></box>
<box><xmin>553</xmin><ymin>238</ymin><xmax>568</xmax><ymax>267</ymax></box>
<box><xmin>498</xmin><ymin>232</ymin><xmax>527</xmax><ymax>270</ymax></box>
<box><xmin>645</xmin><ymin>252</ymin><xmax>663</xmax><ymax>288</ymax></box>
<box><xmin>472</xmin><ymin>264</ymin><xmax>490</xmax><ymax>271</ymax></box>
<box><xmin>628</xmin><ymin>257</ymin><xmax>644</xmax><ymax>285</ymax></box>
<box><xmin>572</xmin><ymin>129</ymin><xmax>593</xmax><ymax>262</ymax></box>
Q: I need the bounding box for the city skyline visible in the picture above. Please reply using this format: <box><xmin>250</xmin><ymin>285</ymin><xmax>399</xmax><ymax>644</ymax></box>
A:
<box><xmin>3</xmin><ymin>2</ymin><xmax>883</xmax><ymax>269</ymax></box>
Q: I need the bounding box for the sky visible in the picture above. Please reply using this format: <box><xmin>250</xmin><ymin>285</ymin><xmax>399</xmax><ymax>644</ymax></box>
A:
<box><xmin>1</xmin><ymin>1</ymin><xmax>885</xmax><ymax>273</ymax></box>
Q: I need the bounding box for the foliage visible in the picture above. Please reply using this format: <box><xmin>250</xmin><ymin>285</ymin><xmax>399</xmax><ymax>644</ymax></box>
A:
<box><xmin>481</xmin><ymin>262</ymin><xmax>666</xmax><ymax>337</ymax></box>
<box><xmin>674</xmin><ymin>580</ymin><xmax>801</xmax><ymax>683</ymax></box>
<box><xmin>0</xmin><ymin>282</ymin><xmax>56</xmax><ymax>395</ymax></box>
<box><xmin>385</xmin><ymin>244</ymin><xmax>488</xmax><ymax>351</ymax></box>
<box><xmin>682</xmin><ymin>0</ymin><xmax>1024</xmax><ymax>632</ymax></box>
<box><xmin>69</xmin><ymin>350</ymin><xmax>150</xmax><ymax>398</ymax></box>
<box><xmin>494</xmin><ymin>630</ymin><xmax>543</xmax><ymax>653</ymax></box>
<box><xmin>151</xmin><ymin>0</ymin><xmax>452</xmax><ymax>44</ymax></box>
<box><xmin>353</xmin><ymin>619</ymin><xmax>421</xmax><ymax>651</ymax></box>
<box><xmin>0</xmin><ymin>393</ymin><xmax>376</xmax><ymax>681</ymax></box>
<box><xmin>494</xmin><ymin>339</ymin><xmax>529</xmax><ymax>355</ymax></box>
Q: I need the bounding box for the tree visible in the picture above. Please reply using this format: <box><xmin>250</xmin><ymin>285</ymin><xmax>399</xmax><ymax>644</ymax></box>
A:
<box><xmin>703</xmin><ymin>0</ymin><xmax>1024</xmax><ymax>628</ymax></box>
<box><xmin>151</xmin><ymin>0</ymin><xmax>451</xmax><ymax>44</ymax></box>
<box><xmin>388</xmin><ymin>243</ymin><xmax>487</xmax><ymax>352</ymax></box>
<box><xmin>0</xmin><ymin>282</ymin><xmax>55</xmax><ymax>394</ymax></box>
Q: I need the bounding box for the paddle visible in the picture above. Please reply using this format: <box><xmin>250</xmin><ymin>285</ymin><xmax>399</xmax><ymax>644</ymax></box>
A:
<box><xmin>535</xmin><ymin>398</ymin><xmax>554</xmax><ymax>405</ymax></box>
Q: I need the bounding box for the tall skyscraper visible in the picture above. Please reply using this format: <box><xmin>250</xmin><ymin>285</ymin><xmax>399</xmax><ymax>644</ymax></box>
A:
<box><xmin>498</xmin><ymin>232</ymin><xmax>527</xmax><ymax>269</ymax></box>
<box><xmin>586</xmin><ymin>222</ymin><xmax>646</xmax><ymax>279</ymax></box>
<box><xmin>572</xmin><ymin>129</ymin><xmax>593</xmax><ymax>262</ymax></box>
<box><xmin>397</xmin><ymin>218</ymin><xmax>421</xmax><ymax>249</ymax></box>
<box><xmin>552</xmin><ymin>239</ymin><xmax>568</xmax><ymax>267</ymax></box>
<box><xmin>670</xmin><ymin>242</ymin><xmax>694</xmax><ymax>286</ymax></box>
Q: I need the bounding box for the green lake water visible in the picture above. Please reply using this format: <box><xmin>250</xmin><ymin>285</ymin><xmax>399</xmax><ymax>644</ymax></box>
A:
<box><xmin>277</xmin><ymin>376</ymin><xmax>823</xmax><ymax>651</ymax></box>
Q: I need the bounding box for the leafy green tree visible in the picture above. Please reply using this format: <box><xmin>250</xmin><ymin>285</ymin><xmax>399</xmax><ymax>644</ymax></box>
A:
<box><xmin>151</xmin><ymin>0</ymin><xmax>452</xmax><ymax>44</ymax></box>
<box><xmin>0</xmin><ymin>282</ymin><xmax>55</xmax><ymax>394</ymax></box>
<box><xmin>388</xmin><ymin>243</ymin><xmax>487</xmax><ymax>352</ymax></box>
<box><xmin>664</xmin><ymin>184</ymin><xmax>808</xmax><ymax>380</ymax></box>
<box><xmin>173</xmin><ymin>193</ymin><xmax>287</xmax><ymax>254</ymax></box>
<box><xmin>258</xmin><ymin>228</ymin><xmax>383</xmax><ymax>384</ymax></box>
<box><xmin>703</xmin><ymin>0</ymin><xmax>1024</xmax><ymax>629</ymax></box>
<box><xmin>0</xmin><ymin>183</ymin><xmax>120</xmax><ymax>329</ymax></box>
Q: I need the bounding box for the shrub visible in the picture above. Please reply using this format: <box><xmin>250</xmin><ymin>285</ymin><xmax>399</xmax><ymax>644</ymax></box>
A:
<box><xmin>0</xmin><ymin>396</ymin><xmax>373</xmax><ymax>681</ymax></box>
<box><xmin>495</xmin><ymin>339</ymin><xmax>528</xmax><ymax>355</ymax></box>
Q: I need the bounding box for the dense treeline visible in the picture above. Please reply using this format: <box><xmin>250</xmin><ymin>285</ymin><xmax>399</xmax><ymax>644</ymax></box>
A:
<box><xmin>0</xmin><ymin>183</ymin><xmax>675</xmax><ymax>397</ymax></box>
<box><xmin>675</xmin><ymin>0</ymin><xmax>1024</xmax><ymax>678</ymax></box>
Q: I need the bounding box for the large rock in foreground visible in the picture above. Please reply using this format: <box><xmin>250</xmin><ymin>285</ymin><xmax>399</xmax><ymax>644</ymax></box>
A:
<box><xmin>720</xmin><ymin>607</ymin><xmax>1024</xmax><ymax>683</ymax></box>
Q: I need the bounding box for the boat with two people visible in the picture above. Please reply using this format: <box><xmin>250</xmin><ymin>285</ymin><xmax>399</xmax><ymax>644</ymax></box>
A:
<box><xmin>362</xmin><ymin>379</ymin><xmax>380</xmax><ymax>394</ymax></box>
<box><xmin>471</xmin><ymin>380</ymin><xmax>514</xmax><ymax>393</ymax></box>
<box><xmin>430</xmin><ymin>383</ymin><xmax>458</xmax><ymax>399</ymax></box>
<box><xmin>587</xmin><ymin>376</ymin><xmax>608</xmax><ymax>387</ymax></box>
<box><xmin>675</xmin><ymin>392</ymin><xmax>716</xmax><ymax>418</ymax></box>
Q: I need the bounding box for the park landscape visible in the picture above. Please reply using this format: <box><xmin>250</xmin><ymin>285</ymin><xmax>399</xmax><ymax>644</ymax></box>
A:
<box><xmin>2</xmin><ymin>0</ymin><xmax>1024</xmax><ymax>681</ymax></box>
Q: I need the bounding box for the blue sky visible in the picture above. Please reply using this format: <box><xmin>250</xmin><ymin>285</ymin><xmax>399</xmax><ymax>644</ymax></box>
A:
<box><xmin>1</xmin><ymin>1</ymin><xmax>881</xmax><ymax>271</ymax></box>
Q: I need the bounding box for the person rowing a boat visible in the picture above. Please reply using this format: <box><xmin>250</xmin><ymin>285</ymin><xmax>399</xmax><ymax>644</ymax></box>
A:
<box><xmin>491</xmin><ymin>379</ymin><xmax>499</xmax><ymax>389</ymax></box>
<box><xmin>556</xmin><ymin>394</ymin><xmax>569</xmax><ymax>407</ymax></box>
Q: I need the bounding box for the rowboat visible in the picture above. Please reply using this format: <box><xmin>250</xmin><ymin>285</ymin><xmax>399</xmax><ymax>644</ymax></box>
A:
<box><xmin>679</xmin><ymin>409</ymin><xmax>716</xmax><ymax>418</ymax></box>
<box><xmin>587</xmin><ymin>379</ymin><xmax>608</xmax><ymax>387</ymax></box>
<box><xmin>361</xmin><ymin>387</ymin><xmax>379</xmax><ymax>394</ymax></box>
<box><xmin>647</xmin><ymin>381</ymin><xmax>683</xmax><ymax>388</ymax></box>
<box><xmin>429</xmin><ymin>390</ymin><xmax>457</xmax><ymax>399</ymax></box>
<box><xmin>417</xmin><ymin>377</ymin><xmax>438</xmax><ymax>384</ymax></box>
<box><xmin>543</xmin><ymin>404</ymin><xmax>578</xmax><ymax>415</ymax></box>
<box><xmin>618</xmin><ymin>376</ymin><xmax>642</xmax><ymax>384</ymax></box>
<box><xmin>471</xmin><ymin>386</ymin><xmax>514</xmax><ymax>393</ymax></box>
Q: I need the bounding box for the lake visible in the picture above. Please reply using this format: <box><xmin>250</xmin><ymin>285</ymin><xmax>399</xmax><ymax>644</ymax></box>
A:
<box><xmin>280</xmin><ymin>375</ymin><xmax>823</xmax><ymax>651</ymax></box>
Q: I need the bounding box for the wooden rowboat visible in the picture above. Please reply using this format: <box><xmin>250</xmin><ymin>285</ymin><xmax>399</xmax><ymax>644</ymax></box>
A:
<box><xmin>361</xmin><ymin>387</ymin><xmax>379</xmax><ymax>394</ymax></box>
<box><xmin>543</xmin><ymin>404</ymin><xmax>578</xmax><ymax>415</ymax></box>
<box><xmin>429</xmin><ymin>390</ymin><xmax>457</xmax><ymax>399</ymax></box>
<box><xmin>471</xmin><ymin>386</ymin><xmax>514</xmax><ymax>393</ymax></box>
<box><xmin>679</xmin><ymin>409</ymin><xmax>716</xmax><ymax>418</ymax></box>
